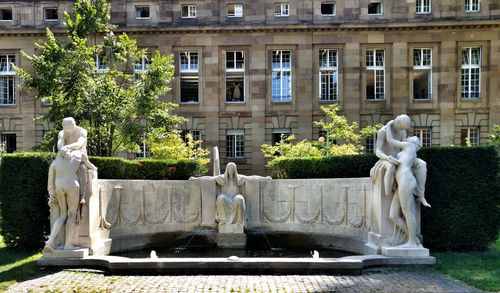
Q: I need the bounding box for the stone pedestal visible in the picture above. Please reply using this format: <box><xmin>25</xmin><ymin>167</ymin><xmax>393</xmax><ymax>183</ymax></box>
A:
<box><xmin>217</xmin><ymin>233</ymin><xmax>246</xmax><ymax>248</ymax></box>
<box><xmin>38</xmin><ymin>248</ymin><xmax>89</xmax><ymax>266</ymax></box>
<box><xmin>381</xmin><ymin>246</ymin><xmax>430</xmax><ymax>257</ymax></box>
<box><xmin>218</xmin><ymin>223</ymin><xmax>244</xmax><ymax>234</ymax></box>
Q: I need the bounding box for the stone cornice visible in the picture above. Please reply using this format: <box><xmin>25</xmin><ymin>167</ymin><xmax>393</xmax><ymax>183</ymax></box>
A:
<box><xmin>0</xmin><ymin>19</ymin><xmax>498</xmax><ymax>36</ymax></box>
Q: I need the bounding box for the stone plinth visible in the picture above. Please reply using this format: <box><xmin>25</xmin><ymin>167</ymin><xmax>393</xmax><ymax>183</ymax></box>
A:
<box><xmin>381</xmin><ymin>246</ymin><xmax>430</xmax><ymax>257</ymax></box>
<box><xmin>219</xmin><ymin>223</ymin><xmax>244</xmax><ymax>234</ymax></box>
<box><xmin>217</xmin><ymin>233</ymin><xmax>246</xmax><ymax>248</ymax></box>
<box><xmin>38</xmin><ymin>248</ymin><xmax>89</xmax><ymax>266</ymax></box>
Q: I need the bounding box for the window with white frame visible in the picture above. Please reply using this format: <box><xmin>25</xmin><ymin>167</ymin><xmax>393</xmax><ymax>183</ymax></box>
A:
<box><xmin>272</xmin><ymin>50</ymin><xmax>292</xmax><ymax>102</ymax></box>
<box><xmin>180</xmin><ymin>52</ymin><xmax>199</xmax><ymax>103</ymax></box>
<box><xmin>319</xmin><ymin>129</ymin><xmax>336</xmax><ymax>145</ymax></box>
<box><xmin>0</xmin><ymin>55</ymin><xmax>16</xmax><ymax>105</ymax></box>
<box><xmin>181</xmin><ymin>5</ymin><xmax>196</xmax><ymax>18</ymax></box>
<box><xmin>95</xmin><ymin>56</ymin><xmax>107</xmax><ymax>71</ymax></box>
<box><xmin>272</xmin><ymin>129</ymin><xmax>291</xmax><ymax>145</ymax></box>
<box><xmin>465</xmin><ymin>0</ymin><xmax>480</xmax><ymax>12</ymax></box>
<box><xmin>368</xmin><ymin>2</ymin><xmax>383</xmax><ymax>15</ymax></box>
<box><xmin>0</xmin><ymin>133</ymin><xmax>16</xmax><ymax>153</ymax></box>
<box><xmin>226</xmin><ymin>51</ymin><xmax>245</xmax><ymax>102</ymax></box>
<box><xmin>0</xmin><ymin>8</ymin><xmax>12</xmax><ymax>21</ymax></box>
<box><xmin>226</xmin><ymin>130</ymin><xmax>245</xmax><ymax>158</ymax></box>
<box><xmin>274</xmin><ymin>3</ymin><xmax>289</xmax><ymax>16</ymax></box>
<box><xmin>365</xmin><ymin>135</ymin><xmax>376</xmax><ymax>153</ymax></box>
<box><xmin>461</xmin><ymin>47</ymin><xmax>481</xmax><ymax>99</ymax></box>
<box><xmin>414</xmin><ymin>128</ymin><xmax>432</xmax><ymax>147</ymax></box>
<box><xmin>228</xmin><ymin>3</ymin><xmax>243</xmax><ymax>17</ymax></box>
<box><xmin>44</xmin><ymin>8</ymin><xmax>58</xmax><ymax>21</ymax></box>
<box><xmin>366</xmin><ymin>49</ymin><xmax>385</xmax><ymax>100</ymax></box>
<box><xmin>135</xmin><ymin>6</ymin><xmax>150</xmax><ymax>19</ymax></box>
<box><xmin>134</xmin><ymin>52</ymin><xmax>151</xmax><ymax>81</ymax></box>
<box><xmin>135</xmin><ymin>141</ymin><xmax>150</xmax><ymax>159</ymax></box>
<box><xmin>461</xmin><ymin>127</ymin><xmax>479</xmax><ymax>146</ymax></box>
<box><xmin>413</xmin><ymin>48</ymin><xmax>432</xmax><ymax>100</ymax></box>
<box><xmin>321</xmin><ymin>3</ymin><xmax>336</xmax><ymax>16</ymax></box>
<box><xmin>416</xmin><ymin>0</ymin><xmax>431</xmax><ymax>13</ymax></box>
<box><xmin>319</xmin><ymin>49</ymin><xmax>338</xmax><ymax>101</ymax></box>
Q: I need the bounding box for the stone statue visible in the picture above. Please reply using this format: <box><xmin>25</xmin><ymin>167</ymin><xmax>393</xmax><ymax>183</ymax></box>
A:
<box><xmin>192</xmin><ymin>162</ymin><xmax>270</xmax><ymax>233</ymax></box>
<box><xmin>44</xmin><ymin>117</ymin><xmax>97</xmax><ymax>251</ymax></box>
<box><xmin>386</xmin><ymin>133</ymin><xmax>431</xmax><ymax>247</ymax></box>
<box><xmin>369</xmin><ymin>114</ymin><xmax>428</xmax><ymax>249</ymax></box>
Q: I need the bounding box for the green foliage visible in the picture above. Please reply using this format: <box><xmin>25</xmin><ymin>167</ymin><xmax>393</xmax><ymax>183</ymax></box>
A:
<box><xmin>488</xmin><ymin>124</ymin><xmax>500</xmax><ymax>146</ymax></box>
<box><xmin>0</xmin><ymin>153</ymin><xmax>207</xmax><ymax>249</ymax></box>
<box><xmin>0</xmin><ymin>153</ymin><xmax>55</xmax><ymax>249</ymax></box>
<box><xmin>146</xmin><ymin>130</ymin><xmax>209</xmax><ymax>165</ymax></box>
<box><xmin>271</xmin><ymin>146</ymin><xmax>500</xmax><ymax>252</ymax></box>
<box><xmin>261</xmin><ymin>104</ymin><xmax>381</xmax><ymax>166</ymax></box>
<box><xmin>15</xmin><ymin>0</ymin><xmax>184</xmax><ymax>156</ymax></box>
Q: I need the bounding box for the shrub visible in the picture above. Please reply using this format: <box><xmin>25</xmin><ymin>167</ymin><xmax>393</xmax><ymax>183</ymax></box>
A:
<box><xmin>0</xmin><ymin>153</ymin><xmax>207</xmax><ymax>249</ymax></box>
<box><xmin>271</xmin><ymin>146</ymin><xmax>500</xmax><ymax>252</ymax></box>
<box><xmin>0</xmin><ymin>153</ymin><xmax>55</xmax><ymax>249</ymax></box>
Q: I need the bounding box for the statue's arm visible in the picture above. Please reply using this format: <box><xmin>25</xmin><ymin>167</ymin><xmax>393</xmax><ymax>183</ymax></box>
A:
<box><xmin>47</xmin><ymin>163</ymin><xmax>56</xmax><ymax>204</ymax></box>
<box><xmin>63</xmin><ymin>128</ymin><xmax>87</xmax><ymax>151</ymax></box>
<box><xmin>385</xmin><ymin>124</ymin><xmax>405</xmax><ymax>149</ymax></box>
<box><xmin>374</xmin><ymin>128</ymin><xmax>391</xmax><ymax>161</ymax></box>
<box><xmin>56</xmin><ymin>131</ymin><xmax>65</xmax><ymax>151</ymax></box>
<box><xmin>242</xmin><ymin>175</ymin><xmax>272</xmax><ymax>180</ymax></box>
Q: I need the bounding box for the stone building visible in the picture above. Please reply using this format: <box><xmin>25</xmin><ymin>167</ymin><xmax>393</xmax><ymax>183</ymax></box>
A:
<box><xmin>0</xmin><ymin>0</ymin><xmax>498</xmax><ymax>173</ymax></box>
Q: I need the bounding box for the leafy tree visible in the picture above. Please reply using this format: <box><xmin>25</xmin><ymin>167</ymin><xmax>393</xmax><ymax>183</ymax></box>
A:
<box><xmin>488</xmin><ymin>124</ymin><xmax>500</xmax><ymax>146</ymax></box>
<box><xmin>15</xmin><ymin>0</ymin><xmax>184</xmax><ymax>156</ymax></box>
<box><xmin>146</xmin><ymin>130</ymin><xmax>209</xmax><ymax>165</ymax></box>
<box><xmin>261</xmin><ymin>104</ymin><xmax>381</xmax><ymax>166</ymax></box>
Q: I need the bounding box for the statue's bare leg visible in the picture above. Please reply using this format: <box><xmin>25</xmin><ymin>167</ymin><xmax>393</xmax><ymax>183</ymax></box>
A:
<box><xmin>45</xmin><ymin>190</ymin><xmax>68</xmax><ymax>250</ymax></box>
<box><xmin>389</xmin><ymin>190</ymin><xmax>408</xmax><ymax>244</ymax></box>
<box><xmin>64</xmin><ymin>185</ymin><xmax>80</xmax><ymax>250</ymax></box>
<box><xmin>81</xmin><ymin>153</ymin><xmax>97</xmax><ymax>171</ymax></box>
<box><xmin>398</xmin><ymin>184</ymin><xmax>418</xmax><ymax>247</ymax></box>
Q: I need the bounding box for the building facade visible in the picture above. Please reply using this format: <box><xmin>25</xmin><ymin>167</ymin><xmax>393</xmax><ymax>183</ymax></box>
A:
<box><xmin>0</xmin><ymin>0</ymin><xmax>499</xmax><ymax>174</ymax></box>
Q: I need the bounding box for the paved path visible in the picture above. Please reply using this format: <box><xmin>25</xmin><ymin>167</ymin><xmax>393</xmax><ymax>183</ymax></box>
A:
<box><xmin>8</xmin><ymin>269</ymin><xmax>481</xmax><ymax>293</ymax></box>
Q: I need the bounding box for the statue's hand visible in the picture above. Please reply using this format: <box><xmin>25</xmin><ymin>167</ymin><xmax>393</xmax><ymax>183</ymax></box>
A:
<box><xmin>388</xmin><ymin>156</ymin><xmax>400</xmax><ymax>166</ymax></box>
<box><xmin>48</xmin><ymin>193</ymin><xmax>57</xmax><ymax>205</ymax></box>
<box><xmin>266</xmin><ymin>176</ymin><xmax>272</xmax><ymax>180</ymax></box>
<box><xmin>189</xmin><ymin>176</ymin><xmax>196</xmax><ymax>180</ymax></box>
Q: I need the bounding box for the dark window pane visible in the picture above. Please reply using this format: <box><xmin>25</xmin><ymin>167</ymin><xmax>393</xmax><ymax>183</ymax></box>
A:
<box><xmin>366</xmin><ymin>71</ymin><xmax>375</xmax><ymax>100</ymax></box>
<box><xmin>368</xmin><ymin>3</ymin><xmax>382</xmax><ymax>14</ymax></box>
<box><xmin>44</xmin><ymin>8</ymin><xmax>58</xmax><ymax>20</ymax></box>
<box><xmin>226</xmin><ymin>75</ymin><xmax>244</xmax><ymax>102</ymax></box>
<box><xmin>413</xmin><ymin>70</ymin><xmax>430</xmax><ymax>99</ymax></box>
<box><xmin>1</xmin><ymin>133</ymin><xmax>16</xmax><ymax>153</ymax></box>
<box><xmin>180</xmin><ymin>76</ymin><xmax>199</xmax><ymax>103</ymax></box>
<box><xmin>0</xmin><ymin>9</ymin><xmax>13</xmax><ymax>20</ymax></box>
<box><xmin>321</xmin><ymin>3</ymin><xmax>335</xmax><ymax>15</ymax></box>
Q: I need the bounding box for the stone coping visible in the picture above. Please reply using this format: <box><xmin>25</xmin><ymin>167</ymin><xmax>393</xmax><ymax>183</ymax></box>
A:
<box><xmin>38</xmin><ymin>254</ymin><xmax>436</xmax><ymax>275</ymax></box>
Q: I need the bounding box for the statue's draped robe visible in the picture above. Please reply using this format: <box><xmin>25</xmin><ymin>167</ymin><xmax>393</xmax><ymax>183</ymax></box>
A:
<box><xmin>215</xmin><ymin>175</ymin><xmax>246</xmax><ymax>225</ymax></box>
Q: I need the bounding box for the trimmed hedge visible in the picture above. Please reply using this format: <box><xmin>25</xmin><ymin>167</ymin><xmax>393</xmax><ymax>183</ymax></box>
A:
<box><xmin>0</xmin><ymin>153</ymin><xmax>207</xmax><ymax>249</ymax></box>
<box><xmin>272</xmin><ymin>146</ymin><xmax>500</xmax><ymax>252</ymax></box>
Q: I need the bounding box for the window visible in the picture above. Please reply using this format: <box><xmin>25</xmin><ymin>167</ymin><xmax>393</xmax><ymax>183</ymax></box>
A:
<box><xmin>321</xmin><ymin>3</ymin><xmax>336</xmax><ymax>16</ymax></box>
<box><xmin>226</xmin><ymin>51</ymin><xmax>245</xmax><ymax>102</ymax></box>
<box><xmin>274</xmin><ymin>3</ymin><xmax>289</xmax><ymax>16</ymax></box>
<box><xmin>180</xmin><ymin>52</ymin><xmax>199</xmax><ymax>103</ymax></box>
<box><xmin>134</xmin><ymin>53</ymin><xmax>151</xmax><ymax>81</ymax></box>
<box><xmin>465</xmin><ymin>0</ymin><xmax>480</xmax><ymax>12</ymax></box>
<box><xmin>44</xmin><ymin>8</ymin><xmax>58</xmax><ymax>21</ymax></box>
<box><xmin>272</xmin><ymin>129</ymin><xmax>291</xmax><ymax>145</ymax></box>
<box><xmin>366</xmin><ymin>49</ymin><xmax>385</xmax><ymax>100</ymax></box>
<box><xmin>0</xmin><ymin>8</ymin><xmax>13</xmax><ymax>21</ymax></box>
<box><xmin>181</xmin><ymin>5</ymin><xmax>196</xmax><ymax>18</ymax></box>
<box><xmin>319</xmin><ymin>49</ymin><xmax>338</xmax><ymax>101</ymax></box>
<box><xmin>461</xmin><ymin>47</ymin><xmax>481</xmax><ymax>99</ymax></box>
<box><xmin>226</xmin><ymin>130</ymin><xmax>245</xmax><ymax>158</ymax></box>
<box><xmin>181</xmin><ymin>130</ymin><xmax>201</xmax><ymax>143</ymax></box>
<box><xmin>135</xmin><ymin>6</ymin><xmax>150</xmax><ymax>19</ymax></box>
<box><xmin>0</xmin><ymin>133</ymin><xmax>16</xmax><ymax>153</ymax></box>
<box><xmin>228</xmin><ymin>3</ymin><xmax>243</xmax><ymax>17</ymax></box>
<box><xmin>461</xmin><ymin>127</ymin><xmax>479</xmax><ymax>146</ymax></box>
<box><xmin>413</xmin><ymin>48</ymin><xmax>432</xmax><ymax>100</ymax></box>
<box><xmin>319</xmin><ymin>129</ymin><xmax>336</xmax><ymax>145</ymax></box>
<box><xmin>368</xmin><ymin>2</ymin><xmax>383</xmax><ymax>15</ymax></box>
<box><xmin>365</xmin><ymin>135</ymin><xmax>376</xmax><ymax>153</ymax></box>
<box><xmin>416</xmin><ymin>0</ymin><xmax>431</xmax><ymax>14</ymax></box>
<box><xmin>272</xmin><ymin>50</ymin><xmax>292</xmax><ymax>102</ymax></box>
<box><xmin>135</xmin><ymin>141</ymin><xmax>150</xmax><ymax>159</ymax></box>
<box><xmin>414</xmin><ymin>128</ymin><xmax>432</xmax><ymax>147</ymax></box>
<box><xmin>95</xmin><ymin>56</ymin><xmax>107</xmax><ymax>71</ymax></box>
<box><xmin>0</xmin><ymin>55</ymin><xmax>16</xmax><ymax>105</ymax></box>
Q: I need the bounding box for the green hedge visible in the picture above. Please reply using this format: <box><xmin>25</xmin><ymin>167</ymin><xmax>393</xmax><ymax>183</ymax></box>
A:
<box><xmin>0</xmin><ymin>153</ymin><xmax>207</xmax><ymax>249</ymax></box>
<box><xmin>272</xmin><ymin>146</ymin><xmax>500</xmax><ymax>252</ymax></box>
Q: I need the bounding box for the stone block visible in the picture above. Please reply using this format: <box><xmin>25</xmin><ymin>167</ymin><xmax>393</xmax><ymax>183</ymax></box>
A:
<box><xmin>381</xmin><ymin>246</ymin><xmax>430</xmax><ymax>257</ymax></box>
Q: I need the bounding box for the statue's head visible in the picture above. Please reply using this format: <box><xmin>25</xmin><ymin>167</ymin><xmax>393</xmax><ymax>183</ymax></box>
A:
<box><xmin>224</xmin><ymin>162</ymin><xmax>238</xmax><ymax>179</ymax></box>
<box><xmin>394</xmin><ymin>115</ymin><xmax>411</xmax><ymax>131</ymax></box>
<box><xmin>407</xmin><ymin>136</ymin><xmax>422</xmax><ymax>150</ymax></box>
<box><xmin>62</xmin><ymin>117</ymin><xmax>76</xmax><ymax>133</ymax></box>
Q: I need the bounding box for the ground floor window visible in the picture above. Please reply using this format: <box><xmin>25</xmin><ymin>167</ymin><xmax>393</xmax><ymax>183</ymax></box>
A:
<box><xmin>461</xmin><ymin>127</ymin><xmax>479</xmax><ymax>146</ymax></box>
<box><xmin>414</xmin><ymin>128</ymin><xmax>432</xmax><ymax>147</ymax></box>
<box><xmin>0</xmin><ymin>133</ymin><xmax>16</xmax><ymax>153</ymax></box>
<box><xmin>226</xmin><ymin>130</ymin><xmax>245</xmax><ymax>158</ymax></box>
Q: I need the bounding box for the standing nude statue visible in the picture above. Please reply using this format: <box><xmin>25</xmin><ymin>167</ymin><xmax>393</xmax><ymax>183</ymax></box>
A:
<box><xmin>386</xmin><ymin>132</ymin><xmax>431</xmax><ymax>247</ymax></box>
<box><xmin>44</xmin><ymin>117</ymin><xmax>97</xmax><ymax>251</ymax></box>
